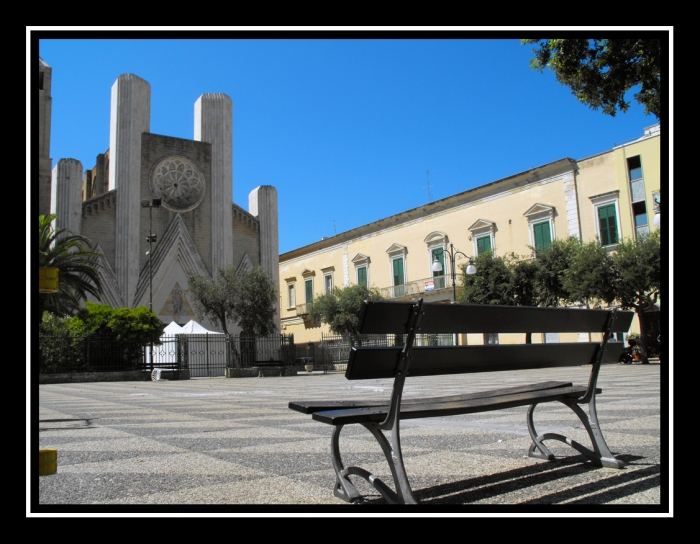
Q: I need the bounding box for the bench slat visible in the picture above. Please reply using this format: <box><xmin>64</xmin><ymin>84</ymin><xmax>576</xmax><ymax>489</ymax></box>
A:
<box><xmin>311</xmin><ymin>385</ymin><xmax>589</xmax><ymax>425</ymax></box>
<box><xmin>358</xmin><ymin>301</ymin><xmax>634</xmax><ymax>335</ymax></box>
<box><xmin>289</xmin><ymin>380</ymin><xmax>575</xmax><ymax>414</ymax></box>
<box><xmin>346</xmin><ymin>342</ymin><xmax>624</xmax><ymax>380</ymax></box>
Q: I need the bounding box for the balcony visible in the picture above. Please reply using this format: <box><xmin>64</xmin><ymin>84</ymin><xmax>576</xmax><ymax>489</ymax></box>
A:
<box><xmin>295</xmin><ymin>303</ymin><xmax>312</xmax><ymax>316</ymax></box>
<box><xmin>380</xmin><ymin>275</ymin><xmax>449</xmax><ymax>300</ymax></box>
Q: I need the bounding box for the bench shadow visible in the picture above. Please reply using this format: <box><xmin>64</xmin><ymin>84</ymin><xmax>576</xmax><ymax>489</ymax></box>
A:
<box><xmin>39</xmin><ymin>418</ymin><xmax>95</xmax><ymax>432</ymax></box>
<box><xmin>362</xmin><ymin>454</ymin><xmax>659</xmax><ymax>505</ymax></box>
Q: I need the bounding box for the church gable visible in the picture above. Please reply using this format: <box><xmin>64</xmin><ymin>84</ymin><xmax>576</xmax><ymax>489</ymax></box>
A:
<box><xmin>134</xmin><ymin>213</ymin><xmax>211</xmax><ymax>307</ymax></box>
<box><xmin>235</xmin><ymin>253</ymin><xmax>254</xmax><ymax>277</ymax></box>
<box><xmin>91</xmin><ymin>243</ymin><xmax>124</xmax><ymax>308</ymax></box>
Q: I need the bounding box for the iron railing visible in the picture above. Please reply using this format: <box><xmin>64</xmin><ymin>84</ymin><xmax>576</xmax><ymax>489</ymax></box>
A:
<box><xmin>39</xmin><ymin>335</ymin><xmax>147</xmax><ymax>374</ymax></box>
<box><xmin>379</xmin><ymin>275</ymin><xmax>450</xmax><ymax>299</ymax></box>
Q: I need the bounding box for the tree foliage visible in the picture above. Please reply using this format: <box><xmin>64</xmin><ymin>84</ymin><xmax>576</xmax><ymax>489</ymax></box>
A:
<box><xmin>307</xmin><ymin>283</ymin><xmax>384</xmax><ymax>345</ymax></box>
<box><xmin>233</xmin><ymin>266</ymin><xmax>278</xmax><ymax>336</ymax></box>
<box><xmin>70</xmin><ymin>302</ymin><xmax>164</xmax><ymax>345</ymax></box>
<box><xmin>522</xmin><ymin>38</ymin><xmax>661</xmax><ymax>119</ymax></box>
<box><xmin>185</xmin><ymin>265</ymin><xmax>277</xmax><ymax>336</ymax></box>
<box><xmin>455</xmin><ymin>231</ymin><xmax>661</xmax><ymax>354</ymax></box>
<box><xmin>457</xmin><ymin>252</ymin><xmax>515</xmax><ymax>305</ymax></box>
<box><xmin>511</xmin><ymin>255</ymin><xmax>540</xmax><ymax>307</ymax></box>
<box><xmin>533</xmin><ymin>237</ymin><xmax>581</xmax><ymax>307</ymax></box>
<box><xmin>185</xmin><ymin>265</ymin><xmax>238</xmax><ymax>334</ymax></box>
<box><xmin>610</xmin><ymin>230</ymin><xmax>661</xmax><ymax>362</ymax></box>
<box><xmin>563</xmin><ymin>239</ymin><xmax>617</xmax><ymax>308</ymax></box>
<box><xmin>39</xmin><ymin>214</ymin><xmax>103</xmax><ymax>319</ymax></box>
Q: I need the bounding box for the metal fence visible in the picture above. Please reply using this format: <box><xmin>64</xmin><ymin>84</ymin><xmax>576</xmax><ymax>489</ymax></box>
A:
<box><xmin>39</xmin><ymin>335</ymin><xmax>147</xmax><ymax>374</ymax></box>
<box><xmin>40</xmin><ymin>332</ymin><xmax>452</xmax><ymax>377</ymax></box>
<box><xmin>152</xmin><ymin>333</ymin><xmax>297</xmax><ymax>377</ymax></box>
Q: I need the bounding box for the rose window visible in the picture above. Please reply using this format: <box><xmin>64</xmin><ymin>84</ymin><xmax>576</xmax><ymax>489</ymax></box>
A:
<box><xmin>150</xmin><ymin>156</ymin><xmax>206</xmax><ymax>212</ymax></box>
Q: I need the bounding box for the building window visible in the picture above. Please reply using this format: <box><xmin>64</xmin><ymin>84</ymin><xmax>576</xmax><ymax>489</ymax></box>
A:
<box><xmin>597</xmin><ymin>203</ymin><xmax>619</xmax><ymax>246</ymax></box>
<box><xmin>524</xmin><ymin>204</ymin><xmax>556</xmax><ymax>254</ymax></box>
<box><xmin>468</xmin><ymin>220</ymin><xmax>496</xmax><ymax>257</ymax></box>
<box><xmin>627</xmin><ymin>155</ymin><xmax>643</xmax><ymax>183</ymax></box>
<box><xmin>589</xmin><ymin>192</ymin><xmax>621</xmax><ymax>248</ymax></box>
<box><xmin>476</xmin><ymin>235</ymin><xmax>492</xmax><ymax>255</ymax></box>
<box><xmin>357</xmin><ymin>265</ymin><xmax>367</xmax><ymax>287</ymax></box>
<box><xmin>424</xmin><ymin>232</ymin><xmax>449</xmax><ymax>290</ymax></box>
<box><xmin>532</xmin><ymin>221</ymin><xmax>552</xmax><ymax>252</ymax></box>
<box><xmin>324</xmin><ymin>273</ymin><xmax>333</xmax><ymax>294</ymax></box>
<box><xmin>386</xmin><ymin>244</ymin><xmax>408</xmax><ymax>298</ymax></box>
<box><xmin>288</xmin><ymin>283</ymin><xmax>296</xmax><ymax>309</ymax></box>
<box><xmin>627</xmin><ymin>155</ymin><xmax>649</xmax><ymax>238</ymax></box>
<box><xmin>352</xmin><ymin>254</ymin><xmax>371</xmax><ymax>288</ymax></box>
<box><xmin>392</xmin><ymin>257</ymin><xmax>405</xmax><ymax>297</ymax></box>
<box><xmin>305</xmin><ymin>278</ymin><xmax>313</xmax><ymax>304</ymax></box>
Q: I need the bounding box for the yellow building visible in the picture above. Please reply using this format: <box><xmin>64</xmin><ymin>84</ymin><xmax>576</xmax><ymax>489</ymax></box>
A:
<box><xmin>279</xmin><ymin>124</ymin><xmax>661</xmax><ymax>344</ymax></box>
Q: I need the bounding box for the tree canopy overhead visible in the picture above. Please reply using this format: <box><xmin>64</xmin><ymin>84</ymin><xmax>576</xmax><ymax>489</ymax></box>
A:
<box><xmin>522</xmin><ymin>38</ymin><xmax>661</xmax><ymax>119</ymax></box>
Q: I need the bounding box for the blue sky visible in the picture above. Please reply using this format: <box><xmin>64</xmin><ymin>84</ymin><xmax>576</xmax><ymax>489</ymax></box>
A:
<box><xmin>34</xmin><ymin>31</ymin><xmax>667</xmax><ymax>254</ymax></box>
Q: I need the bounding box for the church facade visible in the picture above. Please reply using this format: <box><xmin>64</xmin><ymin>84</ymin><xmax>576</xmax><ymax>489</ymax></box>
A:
<box><xmin>39</xmin><ymin>59</ymin><xmax>280</xmax><ymax>334</ymax></box>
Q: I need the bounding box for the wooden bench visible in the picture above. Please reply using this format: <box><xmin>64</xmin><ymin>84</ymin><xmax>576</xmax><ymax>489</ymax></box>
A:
<box><xmin>289</xmin><ymin>299</ymin><xmax>634</xmax><ymax>504</ymax></box>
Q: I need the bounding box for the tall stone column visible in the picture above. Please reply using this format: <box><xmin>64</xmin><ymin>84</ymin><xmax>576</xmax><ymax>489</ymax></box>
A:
<box><xmin>194</xmin><ymin>93</ymin><xmax>234</xmax><ymax>274</ymax></box>
<box><xmin>50</xmin><ymin>158</ymin><xmax>83</xmax><ymax>237</ymax></box>
<box><xmin>249</xmin><ymin>186</ymin><xmax>280</xmax><ymax>331</ymax></box>
<box><xmin>39</xmin><ymin>59</ymin><xmax>53</xmax><ymax>217</ymax></box>
<box><xmin>109</xmin><ymin>74</ymin><xmax>150</xmax><ymax>307</ymax></box>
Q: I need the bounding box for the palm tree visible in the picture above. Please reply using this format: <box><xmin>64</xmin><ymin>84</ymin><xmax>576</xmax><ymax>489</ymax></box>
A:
<box><xmin>39</xmin><ymin>214</ymin><xmax>103</xmax><ymax>320</ymax></box>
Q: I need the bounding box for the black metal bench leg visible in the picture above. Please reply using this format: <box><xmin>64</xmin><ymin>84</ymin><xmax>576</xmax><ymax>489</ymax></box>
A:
<box><xmin>526</xmin><ymin>400</ymin><xmax>625</xmax><ymax>469</ymax></box>
<box><xmin>328</xmin><ymin>422</ymin><xmax>417</xmax><ymax>504</ymax></box>
<box><xmin>364</xmin><ymin>422</ymin><xmax>417</xmax><ymax>504</ymax></box>
<box><xmin>330</xmin><ymin>425</ymin><xmax>365</xmax><ymax>504</ymax></box>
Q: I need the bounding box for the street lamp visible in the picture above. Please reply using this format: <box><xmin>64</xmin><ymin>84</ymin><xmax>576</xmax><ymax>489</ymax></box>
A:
<box><xmin>141</xmin><ymin>198</ymin><xmax>161</xmax><ymax>369</ymax></box>
<box><xmin>431</xmin><ymin>243</ymin><xmax>476</xmax><ymax>303</ymax></box>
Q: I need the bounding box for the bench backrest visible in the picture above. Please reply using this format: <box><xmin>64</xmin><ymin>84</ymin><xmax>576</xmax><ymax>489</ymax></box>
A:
<box><xmin>346</xmin><ymin>300</ymin><xmax>634</xmax><ymax>381</ymax></box>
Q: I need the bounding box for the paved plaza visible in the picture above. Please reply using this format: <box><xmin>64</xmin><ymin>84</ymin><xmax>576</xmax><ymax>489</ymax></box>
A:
<box><xmin>36</xmin><ymin>363</ymin><xmax>666</xmax><ymax>511</ymax></box>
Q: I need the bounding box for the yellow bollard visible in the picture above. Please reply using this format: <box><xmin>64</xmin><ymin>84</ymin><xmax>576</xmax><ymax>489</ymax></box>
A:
<box><xmin>39</xmin><ymin>448</ymin><xmax>58</xmax><ymax>476</ymax></box>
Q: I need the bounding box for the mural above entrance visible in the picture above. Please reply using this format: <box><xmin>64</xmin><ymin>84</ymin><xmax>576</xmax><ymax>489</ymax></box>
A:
<box><xmin>159</xmin><ymin>282</ymin><xmax>195</xmax><ymax>324</ymax></box>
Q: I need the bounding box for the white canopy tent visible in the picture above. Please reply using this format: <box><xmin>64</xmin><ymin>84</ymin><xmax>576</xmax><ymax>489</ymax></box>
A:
<box><xmin>179</xmin><ymin>319</ymin><xmax>223</xmax><ymax>335</ymax></box>
<box><xmin>162</xmin><ymin>320</ymin><xmax>183</xmax><ymax>334</ymax></box>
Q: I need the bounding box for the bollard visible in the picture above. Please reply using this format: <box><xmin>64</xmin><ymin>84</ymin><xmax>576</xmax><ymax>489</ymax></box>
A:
<box><xmin>39</xmin><ymin>448</ymin><xmax>58</xmax><ymax>476</ymax></box>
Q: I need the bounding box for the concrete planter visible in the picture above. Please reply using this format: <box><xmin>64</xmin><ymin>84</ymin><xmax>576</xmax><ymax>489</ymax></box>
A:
<box><xmin>226</xmin><ymin>366</ymin><xmax>299</xmax><ymax>378</ymax></box>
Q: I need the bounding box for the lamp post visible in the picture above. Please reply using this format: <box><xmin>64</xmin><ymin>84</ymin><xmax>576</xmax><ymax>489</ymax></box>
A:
<box><xmin>431</xmin><ymin>243</ymin><xmax>476</xmax><ymax>303</ymax></box>
<box><xmin>141</xmin><ymin>198</ymin><xmax>161</xmax><ymax>369</ymax></box>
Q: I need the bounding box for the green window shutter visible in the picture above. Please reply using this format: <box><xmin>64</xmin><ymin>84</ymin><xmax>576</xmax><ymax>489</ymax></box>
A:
<box><xmin>533</xmin><ymin>222</ymin><xmax>551</xmax><ymax>251</ymax></box>
<box><xmin>305</xmin><ymin>279</ymin><xmax>313</xmax><ymax>303</ymax></box>
<box><xmin>357</xmin><ymin>266</ymin><xmax>367</xmax><ymax>287</ymax></box>
<box><xmin>393</xmin><ymin>258</ymin><xmax>404</xmax><ymax>285</ymax></box>
<box><xmin>432</xmin><ymin>249</ymin><xmax>445</xmax><ymax>277</ymax></box>
<box><xmin>598</xmin><ymin>204</ymin><xmax>619</xmax><ymax>246</ymax></box>
<box><xmin>476</xmin><ymin>236</ymin><xmax>491</xmax><ymax>255</ymax></box>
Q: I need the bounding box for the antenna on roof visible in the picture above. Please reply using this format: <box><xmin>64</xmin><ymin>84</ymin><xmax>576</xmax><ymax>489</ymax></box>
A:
<box><xmin>333</xmin><ymin>220</ymin><xmax>337</xmax><ymax>235</ymax></box>
<box><xmin>424</xmin><ymin>171</ymin><xmax>434</xmax><ymax>203</ymax></box>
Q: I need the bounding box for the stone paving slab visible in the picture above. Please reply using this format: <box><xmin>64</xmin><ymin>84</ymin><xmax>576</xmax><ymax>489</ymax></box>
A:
<box><xmin>33</xmin><ymin>364</ymin><xmax>668</xmax><ymax>513</ymax></box>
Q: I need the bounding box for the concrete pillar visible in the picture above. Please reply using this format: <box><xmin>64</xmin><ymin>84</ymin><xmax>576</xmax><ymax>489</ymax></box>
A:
<box><xmin>249</xmin><ymin>186</ymin><xmax>280</xmax><ymax>331</ymax></box>
<box><xmin>39</xmin><ymin>58</ymin><xmax>53</xmax><ymax>217</ymax></box>
<box><xmin>194</xmin><ymin>93</ymin><xmax>233</xmax><ymax>274</ymax></box>
<box><xmin>109</xmin><ymin>74</ymin><xmax>150</xmax><ymax>307</ymax></box>
<box><xmin>50</xmin><ymin>158</ymin><xmax>83</xmax><ymax>238</ymax></box>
